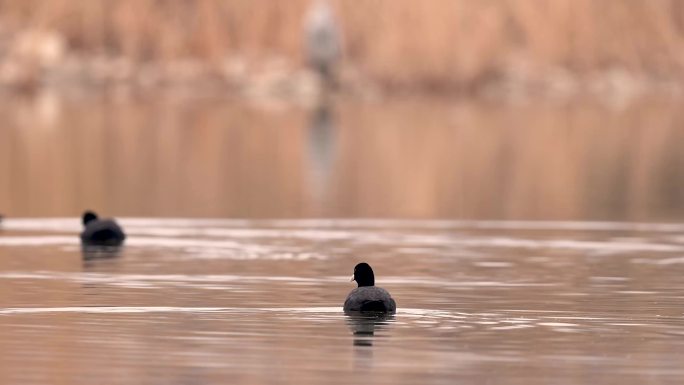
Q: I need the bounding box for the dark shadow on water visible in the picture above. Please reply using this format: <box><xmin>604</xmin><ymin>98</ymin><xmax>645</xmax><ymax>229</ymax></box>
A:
<box><xmin>80</xmin><ymin>245</ymin><xmax>124</xmax><ymax>301</ymax></box>
<box><xmin>345</xmin><ymin>312</ymin><xmax>395</xmax><ymax>347</ymax></box>
<box><xmin>81</xmin><ymin>245</ymin><xmax>123</xmax><ymax>265</ymax></box>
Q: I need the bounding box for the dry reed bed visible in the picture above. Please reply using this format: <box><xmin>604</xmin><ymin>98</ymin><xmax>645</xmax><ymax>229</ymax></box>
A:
<box><xmin>0</xmin><ymin>0</ymin><xmax>683</xmax><ymax>92</ymax></box>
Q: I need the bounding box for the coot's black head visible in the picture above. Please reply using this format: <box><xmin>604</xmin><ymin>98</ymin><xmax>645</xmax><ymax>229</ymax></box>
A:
<box><xmin>352</xmin><ymin>262</ymin><xmax>375</xmax><ymax>287</ymax></box>
<box><xmin>82</xmin><ymin>211</ymin><xmax>98</xmax><ymax>226</ymax></box>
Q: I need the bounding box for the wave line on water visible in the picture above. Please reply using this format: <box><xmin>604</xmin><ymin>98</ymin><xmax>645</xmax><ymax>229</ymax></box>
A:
<box><xmin>0</xmin><ymin>271</ymin><xmax>331</xmax><ymax>284</ymax></box>
<box><xmin>0</xmin><ymin>271</ymin><xmax>554</xmax><ymax>290</ymax></box>
<box><xmin>4</xmin><ymin>218</ymin><xmax>684</xmax><ymax>233</ymax></box>
<box><xmin>0</xmin><ymin>234</ymin><xmax>679</xmax><ymax>255</ymax></box>
<box><xmin>0</xmin><ymin>306</ymin><xmax>342</xmax><ymax>315</ymax></box>
<box><xmin>0</xmin><ymin>306</ymin><xmax>229</xmax><ymax>315</ymax></box>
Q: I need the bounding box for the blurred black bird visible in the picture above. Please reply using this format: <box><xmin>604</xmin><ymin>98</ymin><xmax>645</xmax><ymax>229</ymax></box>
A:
<box><xmin>80</xmin><ymin>210</ymin><xmax>126</xmax><ymax>246</ymax></box>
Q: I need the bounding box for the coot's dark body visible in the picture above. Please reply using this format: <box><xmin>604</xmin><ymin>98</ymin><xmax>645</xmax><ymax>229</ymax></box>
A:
<box><xmin>80</xmin><ymin>211</ymin><xmax>126</xmax><ymax>246</ymax></box>
<box><xmin>344</xmin><ymin>286</ymin><xmax>396</xmax><ymax>313</ymax></box>
<box><xmin>344</xmin><ymin>262</ymin><xmax>396</xmax><ymax>313</ymax></box>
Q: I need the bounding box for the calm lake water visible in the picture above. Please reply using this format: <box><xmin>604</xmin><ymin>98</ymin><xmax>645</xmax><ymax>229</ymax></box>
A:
<box><xmin>1</xmin><ymin>218</ymin><xmax>684</xmax><ymax>384</ymax></box>
<box><xmin>1</xmin><ymin>95</ymin><xmax>684</xmax><ymax>384</ymax></box>
<box><xmin>0</xmin><ymin>95</ymin><xmax>682</xmax><ymax>220</ymax></box>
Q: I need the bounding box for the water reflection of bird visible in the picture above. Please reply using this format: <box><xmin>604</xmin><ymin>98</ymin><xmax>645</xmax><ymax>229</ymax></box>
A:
<box><xmin>344</xmin><ymin>263</ymin><xmax>397</xmax><ymax>313</ymax></box>
<box><xmin>80</xmin><ymin>210</ymin><xmax>126</xmax><ymax>246</ymax></box>
<box><xmin>346</xmin><ymin>312</ymin><xmax>394</xmax><ymax>347</ymax></box>
<box><xmin>81</xmin><ymin>245</ymin><xmax>123</xmax><ymax>263</ymax></box>
<box><xmin>304</xmin><ymin>0</ymin><xmax>341</xmax><ymax>89</ymax></box>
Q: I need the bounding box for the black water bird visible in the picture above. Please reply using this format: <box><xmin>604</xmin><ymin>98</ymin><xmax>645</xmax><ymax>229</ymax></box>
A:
<box><xmin>344</xmin><ymin>262</ymin><xmax>396</xmax><ymax>313</ymax></box>
<box><xmin>80</xmin><ymin>210</ymin><xmax>126</xmax><ymax>246</ymax></box>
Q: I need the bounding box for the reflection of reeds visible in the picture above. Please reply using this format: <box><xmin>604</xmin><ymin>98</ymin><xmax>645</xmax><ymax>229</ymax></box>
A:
<box><xmin>0</xmin><ymin>97</ymin><xmax>681</xmax><ymax>220</ymax></box>
<box><xmin>333</xmin><ymin>99</ymin><xmax>684</xmax><ymax>220</ymax></box>
<box><xmin>1</xmin><ymin>1</ymin><xmax>684</xmax><ymax>89</ymax></box>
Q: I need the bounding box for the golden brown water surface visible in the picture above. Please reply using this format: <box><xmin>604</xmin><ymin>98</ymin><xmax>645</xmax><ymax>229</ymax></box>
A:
<box><xmin>1</xmin><ymin>219</ymin><xmax>684</xmax><ymax>385</ymax></box>
<box><xmin>1</xmin><ymin>96</ymin><xmax>684</xmax><ymax>384</ymax></box>
<box><xmin>0</xmin><ymin>95</ymin><xmax>682</xmax><ymax>220</ymax></box>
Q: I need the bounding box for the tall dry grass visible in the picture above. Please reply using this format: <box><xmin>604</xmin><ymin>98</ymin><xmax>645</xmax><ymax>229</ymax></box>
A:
<box><xmin>0</xmin><ymin>0</ymin><xmax>684</xmax><ymax>88</ymax></box>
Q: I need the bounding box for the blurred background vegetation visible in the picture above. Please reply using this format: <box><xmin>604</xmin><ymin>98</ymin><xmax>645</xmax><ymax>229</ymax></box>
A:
<box><xmin>0</xmin><ymin>1</ymin><xmax>682</xmax><ymax>221</ymax></box>
<box><xmin>0</xmin><ymin>0</ymin><xmax>683</xmax><ymax>97</ymax></box>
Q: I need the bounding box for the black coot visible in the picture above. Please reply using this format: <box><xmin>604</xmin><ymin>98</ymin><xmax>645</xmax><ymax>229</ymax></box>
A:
<box><xmin>343</xmin><ymin>262</ymin><xmax>396</xmax><ymax>313</ymax></box>
<box><xmin>80</xmin><ymin>211</ymin><xmax>126</xmax><ymax>246</ymax></box>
